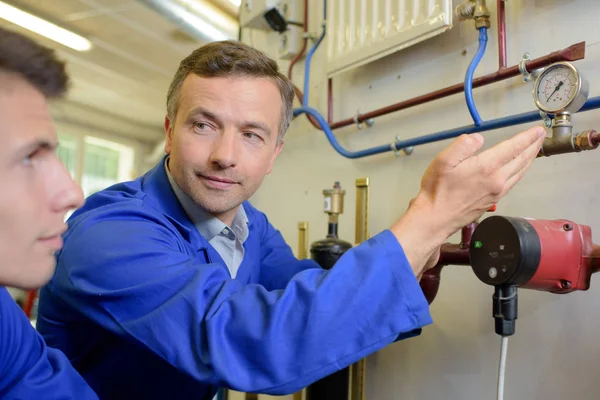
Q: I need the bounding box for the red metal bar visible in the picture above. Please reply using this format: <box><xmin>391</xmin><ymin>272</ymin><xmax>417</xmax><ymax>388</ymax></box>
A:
<box><xmin>330</xmin><ymin>42</ymin><xmax>586</xmax><ymax>130</ymax></box>
<box><xmin>497</xmin><ymin>0</ymin><xmax>507</xmax><ymax>69</ymax></box>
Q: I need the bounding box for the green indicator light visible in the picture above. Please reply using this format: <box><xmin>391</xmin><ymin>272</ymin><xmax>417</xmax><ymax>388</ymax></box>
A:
<box><xmin>474</xmin><ymin>241</ymin><xmax>483</xmax><ymax>249</ymax></box>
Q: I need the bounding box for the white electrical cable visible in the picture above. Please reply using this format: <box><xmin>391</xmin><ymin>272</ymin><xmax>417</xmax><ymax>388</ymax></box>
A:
<box><xmin>497</xmin><ymin>336</ymin><xmax>509</xmax><ymax>400</ymax></box>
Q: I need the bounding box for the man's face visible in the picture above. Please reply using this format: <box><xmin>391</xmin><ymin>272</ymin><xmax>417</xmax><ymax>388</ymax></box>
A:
<box><xmin>0</xmin><ymin>75</ymin><xmax>83</xmax><ymax>289</ymax></box>
<box><xmin>165</xmin><ymin>75</ymin><xmax>284</xmax><ymax>224</ymax></box>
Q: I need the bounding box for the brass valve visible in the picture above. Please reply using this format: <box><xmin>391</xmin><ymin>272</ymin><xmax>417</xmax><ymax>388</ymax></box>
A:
<box><xmin>323</xmin><ymin>181</ymin><xmax>345</xmax><ymax>226</ymax></box>
<box><xmin>456</xmin><ymin>0</ymin><xmax>491</xmax><ymax>29</ymax></box>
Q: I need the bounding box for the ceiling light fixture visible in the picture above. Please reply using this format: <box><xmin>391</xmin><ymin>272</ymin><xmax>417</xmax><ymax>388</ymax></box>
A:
<box><xmin>0</xmin><ymin>1</ymin><xmax>92</xmax><ymax>51</ymax></box>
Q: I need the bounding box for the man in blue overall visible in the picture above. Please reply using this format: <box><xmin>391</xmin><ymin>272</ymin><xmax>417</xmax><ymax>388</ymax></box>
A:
<box><xmin>0</xmin><ymin>27</ymin><xmax>97</xmax><ymax>398</ymax></box>
<box><xmin>38</xmin><ymin>40</ymin><xmax>545</xmax><ymax>399</ymax></box>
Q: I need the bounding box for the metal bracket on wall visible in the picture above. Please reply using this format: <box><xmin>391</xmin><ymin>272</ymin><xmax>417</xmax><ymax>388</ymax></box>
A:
<box><xmin>392</xmin><ymin>136</ymin><xmax>414</xmax><ymax>156</ymax></box>
<box><xmin>353</xmin><ymin>109</ymin><xmax>375</xmax><ymax>130</ymax></box>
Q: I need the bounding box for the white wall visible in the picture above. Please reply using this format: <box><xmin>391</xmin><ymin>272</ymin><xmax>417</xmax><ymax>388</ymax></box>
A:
<box><xmin>244</xmin><ymin>1</ymin><xmax>600</xmax><ymax>399</ymax></box>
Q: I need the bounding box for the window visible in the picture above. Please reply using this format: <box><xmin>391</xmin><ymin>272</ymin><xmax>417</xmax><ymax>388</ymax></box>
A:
<box><xmin>57</xmin><ymin>134</ymin><xmax>78</xmax><ymax>178</ymax></box>
<box><xmin>57</xmin><ymin>134</ymin><xmax>136</xmax><ymax>197</ymax></box>
<box><xmin>82</xmin><ymin>136</ymin><xmax>135</xmax><ymax>197</ymax></box>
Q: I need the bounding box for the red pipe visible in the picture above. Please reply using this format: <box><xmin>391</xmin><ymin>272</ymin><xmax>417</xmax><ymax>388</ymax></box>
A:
<box><xmin>287</xmin><ymin>0</ymin><xmax>308</xmax><ymax>80</ymax></box>
<box><xmin>289</xmin><ymin>0</ymin><xmax>324</xmax><ymax>130</ymax></box>
<box><xmin>23</xmin><ymin>289</ymin><xmax>37</xmax><ymax>319</ymax></box>
<box><xmin>420</xmin><ymin>223</ymin><xmax>477</xmax><ymax>304</ymax></box>
<box><xmin>329</xmin><ymin>42</ymin><xmax>586</xmax><ymax>130</ymax></box>
<box><xmin>497</xmin><ymin>0</ymin><xmax>507</xmax><ymax>69</ymax></box>
<box><xmin>327</xmin><ymin>78</ymin><xmax>333</xmax><ymax>124</ymax></box>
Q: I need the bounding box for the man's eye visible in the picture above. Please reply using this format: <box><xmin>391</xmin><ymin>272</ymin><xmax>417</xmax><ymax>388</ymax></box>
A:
<box><xmin>193</xmin><ymin>122</ymin><xmax>211</xmax><ymax>131</ymax></box>
<box><xmin>243</xmin><ymin>132</ymin><xmax>262</xmax><ymax>141</ymax></box>
<box><xmin>23</xmin><ymin>150</ymin><xmax>39</xmax><ymax>166</ymax></box>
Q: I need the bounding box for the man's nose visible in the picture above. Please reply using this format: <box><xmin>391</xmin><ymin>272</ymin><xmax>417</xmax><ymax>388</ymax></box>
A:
<box><xmin>209</xmin><ymin>130</ymin><xmax>237</xmax><ymax>169</ymax></box>
<box><xmin>51</xmin><ymin>161</ymin><xmax>84</xmax><ymax>215</ymax></box>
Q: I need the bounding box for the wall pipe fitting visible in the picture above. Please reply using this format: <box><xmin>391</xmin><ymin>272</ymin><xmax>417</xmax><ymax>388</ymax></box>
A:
<box><xmin>456</xmin><ymin>0</ymin><xmax>491</xmax><ymax>29</ymax></box>
<box><xmin>537</xmin><ymin>113</ymin><xmax>600</xmax><ymax>157</ymax></box>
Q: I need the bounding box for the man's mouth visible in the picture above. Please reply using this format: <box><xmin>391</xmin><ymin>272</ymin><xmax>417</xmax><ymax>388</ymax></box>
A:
<box><xmin>197</xmin><ymin>174</ymin><xmax>238</xmax><ymax>189</ymax></box>
<box><xmin>39</xmin><ymin>226</ymin><xmax>67</xmax><ymax>250</ymax></box>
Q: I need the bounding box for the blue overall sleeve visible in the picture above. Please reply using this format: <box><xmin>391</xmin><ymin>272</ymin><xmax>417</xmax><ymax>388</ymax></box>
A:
<box><xmin>0</xmin><ymin>288</ymin><xmax>98</xmax><ymax>399</ymax></box>
<box><xmin>52</xmin><ymin>205</ymin><xmax>431</xmax><ymax>395</ymax></box>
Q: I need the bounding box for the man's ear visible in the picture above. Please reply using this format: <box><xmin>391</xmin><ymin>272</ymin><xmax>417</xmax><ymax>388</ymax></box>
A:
<box><xmin>266</xmin><ymin>140</ymin><xmax>284</xmax><ymax>175</ymax></box>
<box><xmin>164</xmin><ymin>116</ymin><xmax>173</xmax><ymax>154</ymax></box>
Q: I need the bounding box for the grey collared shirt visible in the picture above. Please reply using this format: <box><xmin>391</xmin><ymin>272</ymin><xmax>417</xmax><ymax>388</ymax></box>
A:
<box><xmin>164</xmin><ymin>158</ymin><xmax>248</xmax><ymax>278</ymax></box>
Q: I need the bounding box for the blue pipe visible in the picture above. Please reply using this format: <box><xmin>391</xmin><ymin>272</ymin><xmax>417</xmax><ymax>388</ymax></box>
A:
<box><xmin>294</xmin><ymin>95</ymin><xmax>600</xmax><ymax>159</ymax></box>
<box><xmin>465</xmin><ymin>27</ymin><xmax>488</xmax><ymax>126</ymax></box>
<box><xmin>302</xmin><ymin>1</ymin><xmax>327</xmax><ymax>107</ymax></box>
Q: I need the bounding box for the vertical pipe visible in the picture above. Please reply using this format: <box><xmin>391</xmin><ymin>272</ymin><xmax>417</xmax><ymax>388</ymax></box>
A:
<box><xmin>497</xmin><ymin>0</ymin><xmax>507</xmax><ymax>69</ymax></box>
<box><xmin>294</xmin><ymin>221</ymin><xmax>308</xmax><ymax>400</ymax></box>
<box><xmin>351</xmin><ymin>177</ymin><xmax>370</xmax><ymax>400</ymax></box>
<box><xmin>298</xmin><ymin>222</ymin><xmax>309</xmax><ymax>260</ymax></box>
<box><xmin>287</xmin><ymin>0</ymin><xmax>309</xmax><ymax>79</ymax></box>
<box><xmin>354</xmin><ymin>178</ymin><xmax>370</xmax><ymax>244</ymax></box>
<box><xmin>327</xmin><ymin>78</ymin><xmax>333</xmax><ymax>124</ymax></box>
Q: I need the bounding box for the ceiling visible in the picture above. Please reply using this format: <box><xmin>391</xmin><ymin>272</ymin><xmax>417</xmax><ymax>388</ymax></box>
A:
<box><xmin>1</xmin><ymin>0</ymin><xmax>239</xmax><ymax>143</ymax></box>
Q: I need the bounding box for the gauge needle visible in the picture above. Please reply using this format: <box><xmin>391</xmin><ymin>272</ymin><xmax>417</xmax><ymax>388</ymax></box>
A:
<box><xmin>546</xmin><ymin>81</ymin><xmax>564</xmax><ymax>102</ymax></box>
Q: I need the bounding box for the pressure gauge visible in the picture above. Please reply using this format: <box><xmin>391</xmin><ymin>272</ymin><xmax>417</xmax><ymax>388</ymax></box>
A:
<box><xmin>533</xmin><ymin>62</ymin><xmax>589</xmax><ymax>114</ymax></box>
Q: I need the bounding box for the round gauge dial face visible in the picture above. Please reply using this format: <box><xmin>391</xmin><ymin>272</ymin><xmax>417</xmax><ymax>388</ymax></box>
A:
<box><xmin>535</xmin><ymin>64</ymin><xmax>579</xmax><ymax>113</ymax></box>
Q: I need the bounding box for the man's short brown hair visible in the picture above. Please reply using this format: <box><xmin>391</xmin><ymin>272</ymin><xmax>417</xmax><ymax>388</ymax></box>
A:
<box><xmin>0</xmin><ymin>27</ymin><xmax>68</xmax><ymax>98</ymax></box>
<box><xmin>167</xmin><ymin>40</ymin><xmax>294</xmax><ymax>142</ymax></box>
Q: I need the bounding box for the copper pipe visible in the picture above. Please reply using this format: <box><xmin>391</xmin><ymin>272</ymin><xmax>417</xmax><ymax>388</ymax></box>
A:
<box><xmin>497</xmin><ymin>0</ymin><xmax>507</xmax><ymax>69</ymax></box>
<box><xmin>327</xmin><ymin>78</ymin><xmax>333</xmax><ymax>124</ymax></box>
<box><xmin>287</xmin><ymin>0</ymin><xmax>308</xmax><ymax>79</ymax></box>
<box><xmin>329</xmin><ymin>42</ymin><xmax>586</xmax><ymax>130</ymax></box>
